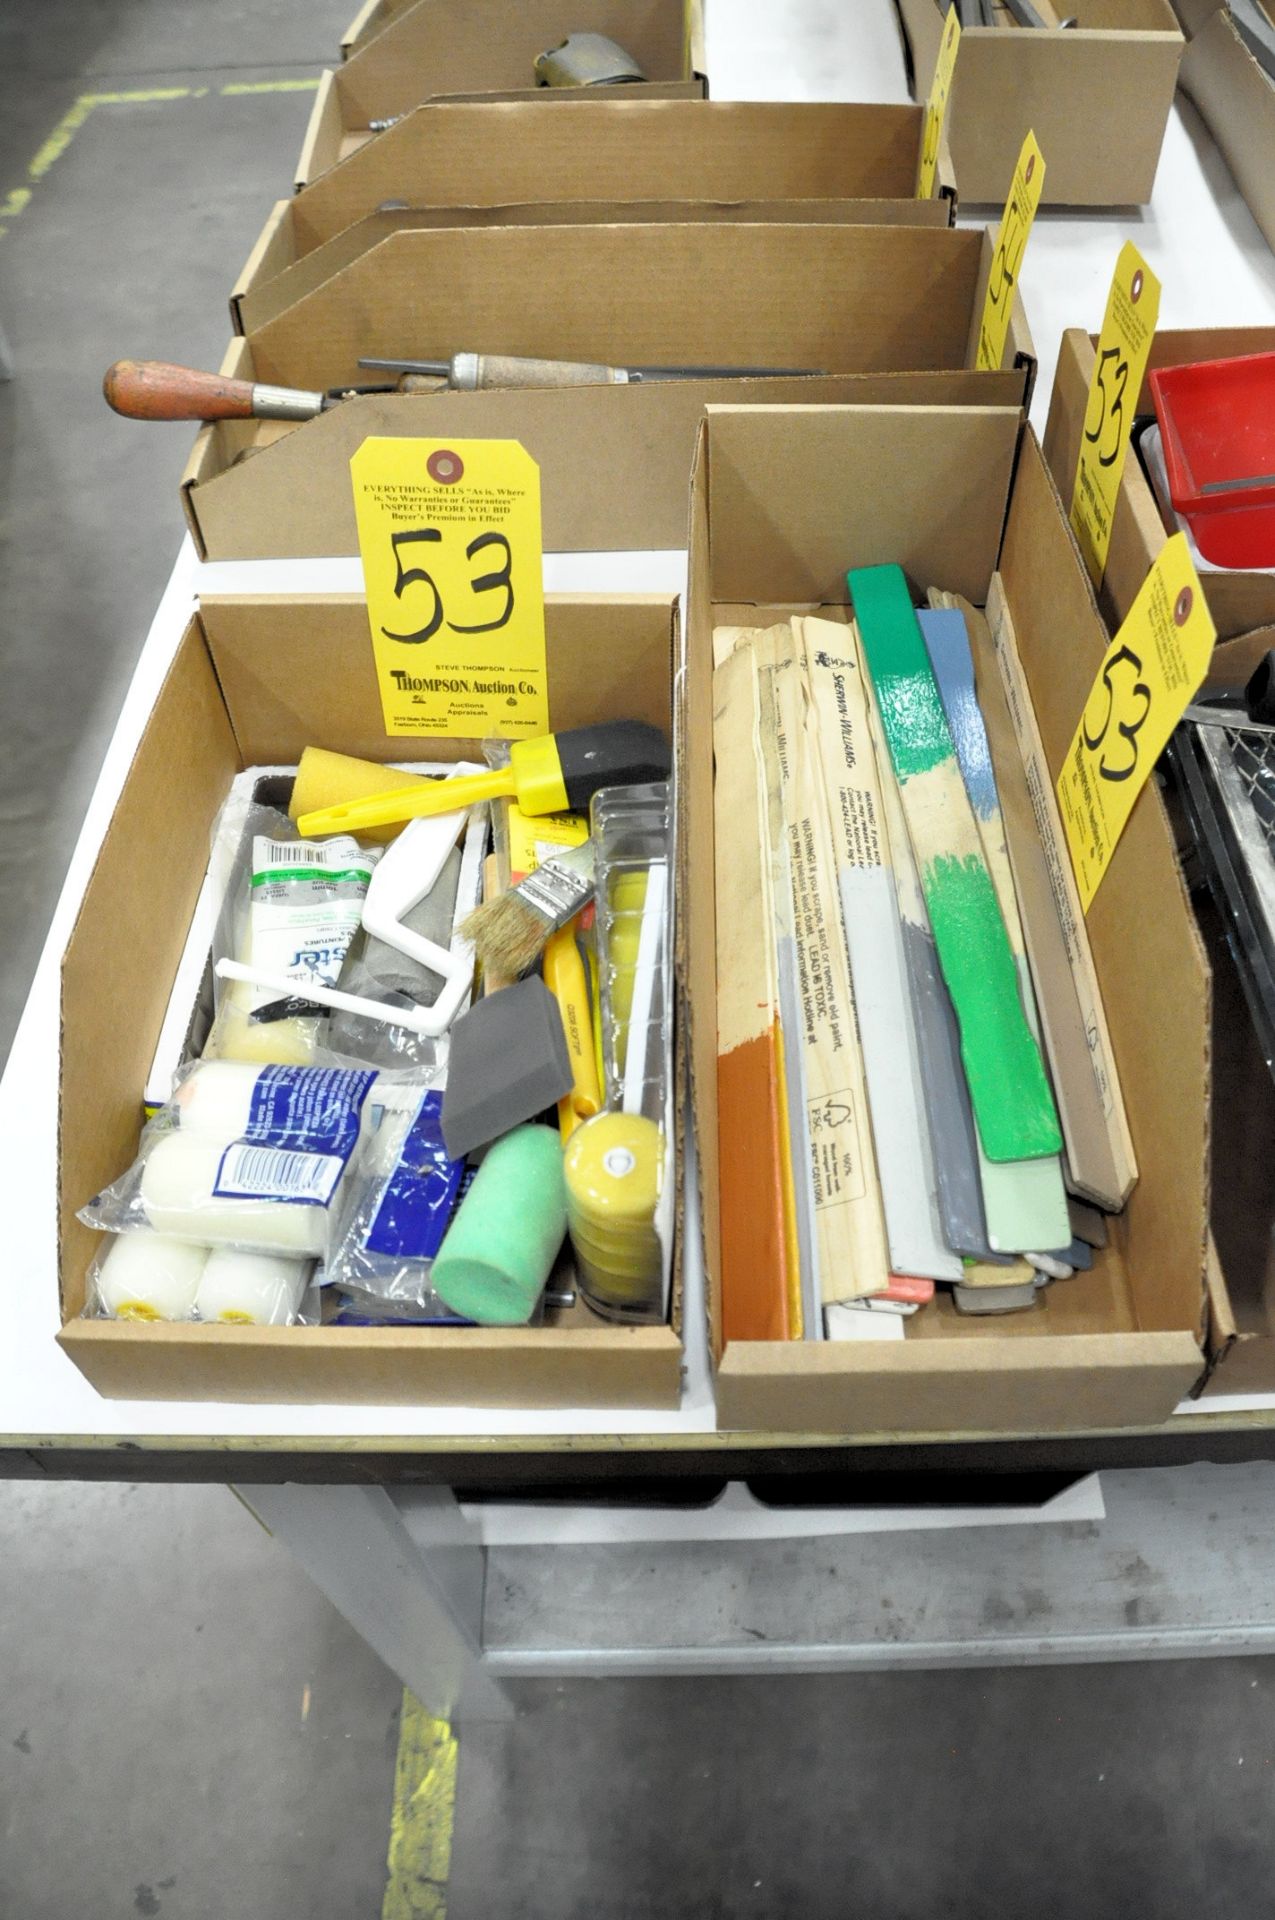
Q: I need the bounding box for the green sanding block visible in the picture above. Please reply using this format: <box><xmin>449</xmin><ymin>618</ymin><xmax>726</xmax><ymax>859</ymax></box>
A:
<box><xmin>849</xmin><ymin>564</ymin><xmax>1062</xmax><ymax>1164</ymax></box>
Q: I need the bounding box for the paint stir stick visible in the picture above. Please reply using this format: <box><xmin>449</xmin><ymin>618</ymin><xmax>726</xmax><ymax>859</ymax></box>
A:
<box><xmin>850</xmin><ymin>565</ymin><xmax>1062</xmax><ymax>1164</ymax></box>
<box><xmin>919</xmin><ymin>605</ymin><xmax>1071</xmax><ymax>1254</ymax></box>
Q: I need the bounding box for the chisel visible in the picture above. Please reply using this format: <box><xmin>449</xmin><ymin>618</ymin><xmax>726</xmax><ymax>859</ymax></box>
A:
<box><xmin>357</xmin><ymin>353</ymin><xmax>825</xmax><ymax>388</ymax></box>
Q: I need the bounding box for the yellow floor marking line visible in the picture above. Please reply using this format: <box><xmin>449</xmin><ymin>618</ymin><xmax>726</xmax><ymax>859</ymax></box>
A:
<box><xmin>383</xmin><ymin>1691</ymin><xmax>459</xmax><ymax>1920</ymax></box>
<box><xmin>222</xmin><ymin>78</ymin><xmax>322</xmax><ymax>95</ymax></box>
<box><xmin>4</xmin><ymin>78</ymin><xmax>321</xmax><ymax>239</ymax></box>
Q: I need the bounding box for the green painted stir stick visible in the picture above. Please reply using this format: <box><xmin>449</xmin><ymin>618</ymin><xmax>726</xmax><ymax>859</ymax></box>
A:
<box><xmin>849</xmin><ymin>563</ymin><xmax>1062</xmax><ymax>1164</ymax></box>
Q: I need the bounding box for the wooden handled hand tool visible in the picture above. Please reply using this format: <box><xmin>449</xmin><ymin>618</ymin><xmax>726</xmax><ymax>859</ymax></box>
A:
<box><xmin>102</xmin><ymin>360</ymin><xmax>399</xmax><ymax>423</ymax></box>
<box><xmin>358</xmin><ymin>353</ymin><xmax>824</xmax><ymax>389</ymax></box>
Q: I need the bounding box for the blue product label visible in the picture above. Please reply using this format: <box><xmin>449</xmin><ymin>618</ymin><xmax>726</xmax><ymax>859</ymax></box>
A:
<box><xmin>365</xmin><ymin>1090</ymin><xmax>465</xmax><ymax>1259</ymax></box>
<box><xmin>244</xmin><ymin>1065</ymin><xmax>376</xmax><ymax>1154</ymax></box>
<box><xmin>213</xmin><ymin>1065</ymin><xmax>377</xmax><ymax>1207</ymax></box>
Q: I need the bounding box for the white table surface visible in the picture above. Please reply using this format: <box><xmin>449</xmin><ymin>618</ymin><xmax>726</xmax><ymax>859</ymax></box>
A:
<box><xmin>4</xmin><ymin>0</ymin><xmax>1274</xmax><ymax>1449</ymax></box>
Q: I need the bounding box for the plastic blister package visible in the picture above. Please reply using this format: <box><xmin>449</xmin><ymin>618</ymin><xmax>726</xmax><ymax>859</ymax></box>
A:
<box><xmin>204</xmin><ymin>801</ymin><xmax>381</xmax><ymax>1069</ymax></box>
<box><xmin>564</xmin><ymin>781</ymin><xmax>675</xmax><ymax>1324</ymax></box>
<box><xmin>88</xmin><ymin>1231</ymin><xmax>317</xmax><ymax>1325</ymax></box>
<box><xmin>326</xmin><ymin>1079</ymin><xmax>471</xmax><ymax>1315</ymax></box>
<box><xmin>79</xmin><ymin>1059</ymin><xmax>386</xmax><ymax>1260</ymax></box>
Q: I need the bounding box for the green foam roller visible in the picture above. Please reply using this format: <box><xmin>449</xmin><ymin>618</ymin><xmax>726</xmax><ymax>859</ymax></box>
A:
<box><xmin>431</xmin><ymin>1125</ymin><xmax>567</xmax><ymax>1325</ymax></box>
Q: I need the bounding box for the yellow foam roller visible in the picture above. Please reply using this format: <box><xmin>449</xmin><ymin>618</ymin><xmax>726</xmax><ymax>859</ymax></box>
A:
<box><xmin>564</xmin><ymin>1112</ymin><xmax>662</xmax><ymax>1227</ymax></box>
<box><xmin>288</xmin><ymin>748</ymin><xmax>430</xmax><ymax>846</ymax></box>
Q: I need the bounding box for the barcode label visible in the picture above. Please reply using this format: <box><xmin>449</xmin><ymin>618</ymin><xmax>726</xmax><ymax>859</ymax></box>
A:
<box><xmin>257</xmin><ymin>842</ymin><xmax>330</xmax><ymax>867</ymax></box>
<box><xmin>213</xmin><ymin>1142</ymin><xmax>344</xmax><ymax>1207</ymax></box>
<box><xmin>251</xmin><ymin>834</ymin><xmax>372</xmax><ymax>877</ymax></box>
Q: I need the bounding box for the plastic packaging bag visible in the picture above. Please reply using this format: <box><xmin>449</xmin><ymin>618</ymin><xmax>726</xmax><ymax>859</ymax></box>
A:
<box><xmin>87</xmin><ymin>1229</ymin><xmax>314</xmax><ymax>1325</ymax></box>
<box><xmin>204</xmin><ymin>802</ymin><xmax>381</xmax><ymax>1069</ymax></box>
<box><xmin>326</xmin><ymin>1081</ymin><xmax>470</xmax><ymax>1313</ymax></box>
<box><xmin>79</xmin><ymin>1059</ymin><xmax>386</xmax><ymax>1260</ymax></box>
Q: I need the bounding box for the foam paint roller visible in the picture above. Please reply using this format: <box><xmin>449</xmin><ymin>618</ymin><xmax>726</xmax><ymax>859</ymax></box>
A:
<box><xmin>564</xmin><ymin>1111</ymin><xmax>664</xmax><ymax>1317</ymax></box>
<box><xmin>297</xmin><ymin>723</ymin><xmax>670</xmax><ymax>840</ymax></box>
<box><xmin>139</xmin><ymin>1134</ymin><xmax>332</xmax><ymax>1256</ymax></box>
<box><xmin>193</xmin><ymin>1249</ymin><xmax>311</xmax><ymax>1325</ymax></box>
<box><xmin>288</xmin><ymin>747</ymin><xmax>433</xmax><ymax>846</ymax></box>
<box><xmin>95</xmin><ymin>1233</ymin><xmax>209</xmax><ymax>1321</ymax></box>
<box><xmin>430</xmin><ymin>1125</ymin><xmax>567</xmax><ymax>1325</ymax></box>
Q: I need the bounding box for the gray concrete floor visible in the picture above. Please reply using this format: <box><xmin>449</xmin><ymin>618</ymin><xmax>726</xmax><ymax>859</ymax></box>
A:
<box><xmin>4</xmin><ymin>4</ymin><xmax>1275</xmax><ymax>1916</ymax></box>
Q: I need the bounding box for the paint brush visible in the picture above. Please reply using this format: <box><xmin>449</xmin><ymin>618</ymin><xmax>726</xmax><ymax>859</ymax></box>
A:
<box><xmin>460</xmin><ymin>842</ymin><xmax>595</xmax><ymax>977</ymax></box>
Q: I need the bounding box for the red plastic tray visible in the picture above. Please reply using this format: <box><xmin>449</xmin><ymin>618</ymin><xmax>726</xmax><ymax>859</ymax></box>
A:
<box><xmin>1148</xmin><ymin>351</ymin><xmax>1275</xmax><ymax>569</ymax></box>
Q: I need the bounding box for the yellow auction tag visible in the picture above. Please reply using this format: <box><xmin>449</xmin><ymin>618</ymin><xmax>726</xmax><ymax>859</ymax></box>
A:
<box><xmin>1057</xmin><ymin>533</ymin><xmax>1215</xmax><ymax>913</ymax></box>
<box><xmin>917</xmin><ymin>6</ymin><xmax>961</xmax><ymax>200</ymax></box>
<box><xmin>976</xmin><ymin>131</ymin><xmax>1045</xmax><ymax>371</ymax></box>
<box><xmin>1070</xmin><ymin>243</ymin><xmax>1162</xmax><ymax>586</ymax></box>
<box><xmin>351</xmin><ymin>436</ymin><xmax>549</xmax><ymax>740</ymax></box>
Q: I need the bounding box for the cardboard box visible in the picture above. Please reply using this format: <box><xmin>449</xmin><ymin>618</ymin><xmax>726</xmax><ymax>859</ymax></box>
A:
<box><xmin>57</xmin><ymin>593</ymin><xmax>685</xmax><ymax>1409</ymax></box>
<box><xmin>185</xmin><ymin>221</ymin><xmax>1035</xmax><ymax>561</ymax></box>
<box><xmin>1176</xmin><ymin>3</ymin><xmax>1275</xmax><ymax>256</ymax></box>
<box><xmin>340</xmin><ymin>0</ymin><xmax>415</xmax><ymax>60</ymax></box>
<box><xmin>299</xmin><ymin>0</ymin><xmax>706</xmax><ymax>190</ymax></box>
<box><xmin>893</xmin><ymin>0</ymin><xmax>1183</xmax><ymax>206</ymax></box>
<box><xmin>1043</xmin><ymin>326</ymin><xmax>1275</xmax><ymax>641</ymax></box>
<box><xmin>683</xmin><ymin>403</ymin><xmax>1211</xmax><ymax>1434</ymax></box>
<box><xmin>234</xmin><ymin>98</ymin><xmax>956</xmax><ymax>336</ymax></box>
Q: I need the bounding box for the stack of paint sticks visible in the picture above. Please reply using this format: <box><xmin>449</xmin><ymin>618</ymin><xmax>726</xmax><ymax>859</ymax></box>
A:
<box><xmin>713</xmin><ymin>563</ymin><xmax>1138</xmax><ymax>1342</ymax></box>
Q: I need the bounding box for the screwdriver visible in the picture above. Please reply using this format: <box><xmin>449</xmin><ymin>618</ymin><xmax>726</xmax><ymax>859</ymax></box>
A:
<box><xmin>357</xmin><ymin>352</ymin><xmax>825</xmax><ymax>389</ymax></box>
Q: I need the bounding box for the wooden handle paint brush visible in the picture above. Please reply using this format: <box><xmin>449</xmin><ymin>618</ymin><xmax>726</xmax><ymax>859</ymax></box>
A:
<box><xmin>462</xmin><ymin>842</ymin><xmax>595</xmax><ymax>978</ymax></box>
<box><xmin>297</xmin><ymin>723</ymin><xmax>670</xmax><ymax>839</ymax></box>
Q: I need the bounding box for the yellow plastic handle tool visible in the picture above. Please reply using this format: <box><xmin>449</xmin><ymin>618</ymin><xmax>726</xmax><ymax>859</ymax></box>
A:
<box><xmin>544</xmin><ymin>925</ymin><xmax>603</xmax><ymax>1142</ymax></box>
<box><xmin>297</xmin><ymin>765</ymin><xmax>514</xmax><ymax>839</ymax></box>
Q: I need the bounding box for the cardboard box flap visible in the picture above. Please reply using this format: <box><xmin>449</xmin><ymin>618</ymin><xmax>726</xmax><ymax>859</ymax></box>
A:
<box><xmin>237</xmin><ymin>195</ymin><xmax>954</xmax><ymax>340</ymax></box>
<box><xmin>341</xmin><ymin>0</ymin><xmax>406</xmax><ymax>57</ymax></box>
<box><xmin>200</xmin><ymin>593</ymin><xmax>676</xmax><ymax>768</ymax></box>
<box><xmin>59</xmin><ymin>624</ymin><xmax>242</xmax><ymax>1317</ymax></box>
<box><xmin>248</xmin><ymin>222</ymin><xmax>990</xmax><ymax>390</ymax></box>
<box><xmin>230</xmin><ymin>200</ymin><xmax>296</xmax><ymax>331</ymax></box>
<box><xmin>292</xmin><ymin>100</ymin><xmax>936</xmax><ymax>252</ymax></box>
<box><xmin>1180</xmin><ymin>8</ymin><xmax>1275</xmax><ymax>255</ymax></box>
<box><xmin>294</xmin><ymin>68</ymin><xmax>342</xmax><ymax>193</ymax></box>
<box><xmin>701</xmin><ymin>403</ymin><xmax>1024</xmax><ymax>608</ymax></box>
<box><xmin>715</xmin><ymin>1332</ymin><xmax>1203</xmax><ymax>1436</ymax></box>
<box><xmin>186</xmin><ymin>367</ymin><xmax>1028</xmax><ymax>563</ymax></box>
<box><xmin>894</xmin><ymin>0</ymin><xmax>1182</xmax><ymax>208</ymax></box>
<box><xmin>336</xmin><ymin>0</ymin><xmax>698</xmax><ymax>126</ymax></box>
<box><xmin>997</xmin><ymin>432</ymin><xmax>1209</xmax><ymax>1340</ymax></box>
<box><xmin>1044</xmin><ymin>327</ymin><xmax>1275</xmax><ymax>639</ymax></box>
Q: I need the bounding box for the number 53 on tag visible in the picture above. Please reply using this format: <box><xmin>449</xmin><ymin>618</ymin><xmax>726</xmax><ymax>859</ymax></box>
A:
<box><xmin>351</xmin><ymin>437</ymin><xmax>549</xmax><ymax>740</ymax></box>
<box><xmin>1056</xmin><ymin>532</ymin><xmax>1214</xmax><ymax>913</ymax></box>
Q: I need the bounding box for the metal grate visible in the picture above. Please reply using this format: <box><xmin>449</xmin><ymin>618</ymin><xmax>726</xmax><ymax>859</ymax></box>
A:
<box><xmin>1174</xmin><ymin>717</ymin><xmax>1275</xmax><ymax>1079</ymax></box>
<box><xmin>1225</xmin><ymin>722</ymin><xmax>1275</xmax><ymax>851</ymax></box>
